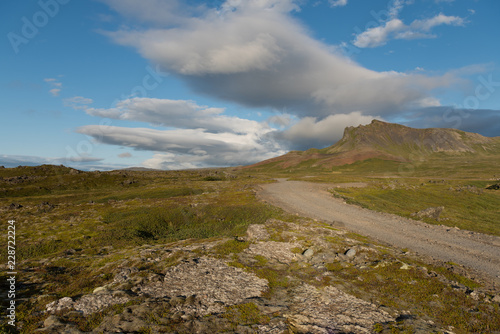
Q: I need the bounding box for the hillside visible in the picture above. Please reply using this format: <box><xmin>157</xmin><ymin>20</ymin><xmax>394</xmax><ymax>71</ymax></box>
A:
<box><xmin>248</xmin><ymin>120</ymin><xmax>500</xmax><ymax>170</ymax></box>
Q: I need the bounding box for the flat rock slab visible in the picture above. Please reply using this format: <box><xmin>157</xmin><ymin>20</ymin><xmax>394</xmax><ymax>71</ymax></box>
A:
<box><xmin>287</xmin><ymin>283</ymin><xmax>393</xmax><ymax>334</ymax></box>
<box><xmin>139</xmin><ymin>256</ymin><xmax>268</xmax><ymax>316</ymax></box>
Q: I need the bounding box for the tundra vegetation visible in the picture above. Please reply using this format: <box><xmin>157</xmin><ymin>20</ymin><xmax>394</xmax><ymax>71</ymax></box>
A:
<box><xmin>0</xmin><ymin>161</ymin><xmax>499</xmax><ymax>333</ymax></box>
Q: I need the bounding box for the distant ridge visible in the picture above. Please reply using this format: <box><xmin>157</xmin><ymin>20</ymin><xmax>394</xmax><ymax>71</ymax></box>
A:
<box><xmin>118</xmin><ymin>167</ymin><xmax>160</xmax><ymax>172</ymax></box>
<box><xmin>247</xmin><ymin>120</ymin><xmax>500</xmax><ymax>169</ymax></box>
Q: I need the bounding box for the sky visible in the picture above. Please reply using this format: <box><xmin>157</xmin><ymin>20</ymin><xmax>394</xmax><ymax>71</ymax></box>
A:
<box><xmin>1</xmin><ymin>0</ymin><xmax>499</xmax><ymax>170</ymax></box>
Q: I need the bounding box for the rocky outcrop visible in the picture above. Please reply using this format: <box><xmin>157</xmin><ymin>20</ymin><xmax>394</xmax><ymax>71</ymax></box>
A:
<box><xmin>34</xmin><ymin>218</ymin><xmax>495</xmax><ymax>333</ymax></box>
<box><xmin>46</xmin><ymin>292</ymin><xmax>130</xmax><ymax>316</ymax></box>
<box><xmin>138</xmin><ymin>256</ymin><xmax>268</xmax><ymax>316</ymax></box>
<box><xmin>287</xmin><ymin>284</ymin><xmax>393</xmax><ymax>334</ymax></box>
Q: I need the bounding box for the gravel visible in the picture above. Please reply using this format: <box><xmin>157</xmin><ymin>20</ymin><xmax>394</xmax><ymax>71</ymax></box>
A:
<box><xmin>258</xmin><ymin>179</ymin><xmax>500</xmax><ymax>286</ymax></box>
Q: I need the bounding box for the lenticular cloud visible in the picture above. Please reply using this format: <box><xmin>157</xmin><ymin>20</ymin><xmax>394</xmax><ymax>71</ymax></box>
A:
<box><xmin>104</xmin><ymin>0</ymin><xmax>453</xmax><ymax>117</ymax></box>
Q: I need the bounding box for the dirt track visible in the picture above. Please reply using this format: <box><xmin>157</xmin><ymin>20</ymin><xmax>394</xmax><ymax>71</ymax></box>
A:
<box><xmin>258</xmin><ymin>179</ymin><xmax>500</xmax><ymax>285</ymax></box>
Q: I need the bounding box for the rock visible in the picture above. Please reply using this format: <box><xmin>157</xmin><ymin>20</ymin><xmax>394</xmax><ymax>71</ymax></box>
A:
<box><xmin>400</xmin><ymin>263</ymin><xmax>411</xmax><ymax>270</ymax></box>
<box><xmin>32</xmin><ymin>217</ymin><xmax>479</xmax><ymax>333</ymax></box>
<box><xmin>43</xmin><ymin>315</ymin><xmax>63</xmax><ymax>328</ymax></box>
<box><xmin>411</xmin><ymin>206</ymin><xmax>444</xmax><ymax>220</ymax></box>
<box><xmin>94</xmin><ymin>313</ymin><xmax>148</xmax><ymax>333</ymax></box>
<box><xmin>302</xmin><ymin>249</ymin><xmax>314</xmax><ymax>258</ymax></box>
<box><xmin>286</xmin><ymin>283</ymin><xmax>394</xmax><ymax>333</ymax></box>
<box><xmin>9</xmin><ymin>203</ymin><xmax>23</xmax><ymax>210</ymax></box>
<box><xmin>38</xmin><ymin>201</ymin><xmax>55</xmax><ymax>212</ymax></box>
<box><xmin>245</xmin><ymin>224</ymin><xmax>270</xmax><ymax>241</ymax></box>
<box><xmin>46</xmin><ymin>292</ymin><xmax>129</xmax><ymax>316</ymax></box>
<box><xmin>170</xmin><ymin>295</ymin><xmax>187</xmax><ymax>306</ymax></box>
<box><xmin>46</xmin><ymin>297</ymin><xmax>74</xmax><ymax>313</ymax></box>
<box><xmin>486</xmin><ymin>183</ymin><xmax>500</xmax><ymax>190</ymax></box>
<box><xmin>138</xmin><ymin>256</ymin><xmax>268</xmax><ymax>316</ymax></box>
<box><xmin>38</xmin><ymin>314</ymin><xmax>85</xmax><ymax>333</ymax></box>
<box><xmin>185</xmin><ymin>294</ymin><xmax>197</xmax><ymax>305</ymax></box>
<box><xmin>469</xmin><ymin>290</ymin><xmax>485</xmax><ymax>301</ymax></box>
<box><xmin>113</xmin><ymin>267</ymin><xmax>139</xmax><ymax>283</ymax></box>
<box><xmin>111</xmin><ymin>290</ymin><xmax>129</xmax><ymax>298</ymax></box>
<box><xmin>345</xmin><ymin>248</ymin><xmax>357</xmax><ymax>258</ymax></box>
<box><xmin>492</xmin><ymin>295</ymin><xmax>500</xmax><ymax>303</ymax></box>
<box><xmin>73</xmin><ymin>293</ymin><xmax>129</xmax><ymax>315</ymax></box>
<box><xmin>93</xmin><ymin>286</ymin><xmax>108</xmax><ymax>294</ymax></box>
<box><xmin>246</xmin><ymin>241</ymin><xmax>302</xmax><ymax>264</ymax></box>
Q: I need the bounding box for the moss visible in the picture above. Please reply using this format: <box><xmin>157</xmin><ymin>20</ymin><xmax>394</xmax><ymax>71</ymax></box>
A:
<box><xmin>254</xmin><ymin>255</ymin><xmax>268</xmax><ymax>266</ymax></box>
<box><xmin>325</xmin><ymin>262</ymin><xmax>344</xmax><ymax>272</ymax></box>
<box><xmin>212</xmin><ymin>239</ymin><xmax>250</xmax><ymax>256</ymax></box>
<box><xmin>224</xmin><ymin>302</ymin><xmax>270</xmax><ymax>326</ymax></box>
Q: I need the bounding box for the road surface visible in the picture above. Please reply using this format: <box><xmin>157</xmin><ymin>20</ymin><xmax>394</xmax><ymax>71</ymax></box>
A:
<box><xmin>258</xmin><ymin>179</ymin><xmax>500</xmax><ymax>285</ymax></box>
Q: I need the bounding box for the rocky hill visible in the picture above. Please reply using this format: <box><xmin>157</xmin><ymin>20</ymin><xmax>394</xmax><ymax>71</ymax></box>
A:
<box><xmin>248</xmin><ymin>120</ymin><xmax>500</xmax><ymax>169</ymax></box>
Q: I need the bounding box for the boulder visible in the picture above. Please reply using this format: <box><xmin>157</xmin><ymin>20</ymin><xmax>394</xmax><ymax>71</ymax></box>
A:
<box><xmin>245</xmin><ymin>224</ymin><xmax>270</xmax><ymax>241</ymax></box>
<box><xmin>345</xmin><ymin>248</ymin><xmax>357</xmax><ymax>258</ymax></box>
<box><xmin>411</xmin><ymin>206</ymin><xmax>444</xmax><ymax>220</ymax></box>
<box><xmin>302</xmin><ymin>248</ymin><xmax>314</xmax><ymax>258</ymax></box>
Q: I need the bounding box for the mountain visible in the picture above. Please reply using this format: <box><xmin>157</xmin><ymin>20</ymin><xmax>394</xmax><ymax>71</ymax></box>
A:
<box><xmin>247</xmin><ymin>120</ymin><xmax>500</xmax><ymax>169</ymax></box>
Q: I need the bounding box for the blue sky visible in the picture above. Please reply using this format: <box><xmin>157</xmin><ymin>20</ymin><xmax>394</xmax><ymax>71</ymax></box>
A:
<box><xmin>1</xmin><ymin>0</ymin><xmax>499</xmax><ymax>170</ymax></box>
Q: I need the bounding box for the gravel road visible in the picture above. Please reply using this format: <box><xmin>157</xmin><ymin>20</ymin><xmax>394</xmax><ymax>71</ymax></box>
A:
<box><xmin>258</xmin><ymin>179</ymin><xmax>500</xmax><ymax>285</ymax></box>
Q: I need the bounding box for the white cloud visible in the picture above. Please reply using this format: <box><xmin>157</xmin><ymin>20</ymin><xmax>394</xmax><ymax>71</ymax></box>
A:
<box><xmin>44</xmin><ymin>77</ymin><xmax>63</xmax><ymax>96</ymax></box>
<box><xmin>76</xmin><ymin>97</ymin><xmax>382</xmax><ymax>168</ymax></box>
<box><xmin>389</xmin><ymin>0</ymin><xmax>408</xmax><ymax>19</ymax></box>
<box><xmin>410</xmin><ymin>13</ymin><xmax>464</xmax><ymax>32</ymax></box>
<box><xmin>104</xmin><ymin>1</ymin><xmax>456</xmax><ymax>118</ymax></box>
<box><xmin>73</xmin><ymin>96</ymin><xmax>288</xmax><ymax>169</ymax></box>
<box><xmin>329</xmin><ymin>0</ymin><xmax>347</xmax><ymax>7</ymax></box>
<box><xmin>76</xmin><ymin>125</ymin><xmax>285</xmax><ymax>168</ymax></box>
<box><xmin>354</xmin><ymin>13</ymin><xmax>465</xmax><ymax>48</ymax></box>
<box><xmin>75</xmin><ymin>0</ymin><xmax>479</xmax><ymax>169</ymax></box>
<box><xmin>448</xmin><ymin>63</ymin><xmax>494</xmax><ymax>76</ymax></box>
<box><xmin>220</xmin><ymin>0</ymin><xmax>300</xmax><ymax>13</ymax></box>
<box><xmin>353</xmin><ymin>19</ymin><xmax>405</xmax><ymax>48</ymax></box>
<box><xmin>142</xmin><ymin>153</ymin><xmax>200</xmax><ymax>170</ymax></box>
<box><xmin>84</xmin><ymin>97</ymin><xmax>266</xmax><ymax>135</ymax></box>
<box><xmin>49</xmin><ymin>88</ymin><xmax>61</xmax><ymax>97</ymax></box>
<box><xmin>64</xmin><ymin>96</ymin><xmax>94</xmax><ymax>109</ymax></box>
